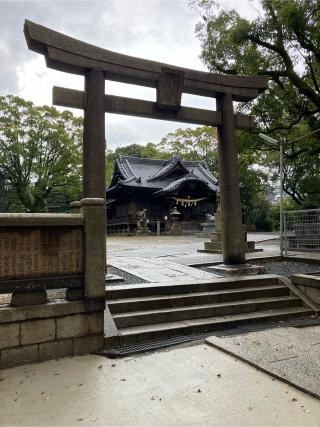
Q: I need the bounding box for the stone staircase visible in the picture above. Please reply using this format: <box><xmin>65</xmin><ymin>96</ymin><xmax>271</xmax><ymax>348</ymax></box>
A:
<box><xmin>105</xmin><ymin>275</ymin><xmax>313</xmax><ymax>347</ymax></box>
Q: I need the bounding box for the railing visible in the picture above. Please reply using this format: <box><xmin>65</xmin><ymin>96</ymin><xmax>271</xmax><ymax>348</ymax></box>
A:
<box><xmin>283</xmin><ymin>208</ymin><xmax>320</xmax><ymax>254</ymax></box>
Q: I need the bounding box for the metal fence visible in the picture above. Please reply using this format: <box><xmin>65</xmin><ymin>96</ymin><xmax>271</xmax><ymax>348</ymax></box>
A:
<box><xmin>283</xmin><ymin>209</ymin><xmax>320</xmax><ymax>254</ymax></box>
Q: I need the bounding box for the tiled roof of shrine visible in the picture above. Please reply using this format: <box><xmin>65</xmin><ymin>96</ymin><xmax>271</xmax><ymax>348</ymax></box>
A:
<box><xmin>107</xmin><ymin>155</ymin><xmax>218</xmax><ymax>195</ymax></box>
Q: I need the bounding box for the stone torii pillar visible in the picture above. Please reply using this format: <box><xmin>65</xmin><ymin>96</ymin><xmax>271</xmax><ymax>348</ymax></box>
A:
<box><xmin>217</xmin><ymin>93</ymin><xmax>245</xmax><ymax>265</ymax></box>
<box><xmin>83</xmin><ymin>69</ymin><xmax>106</xmax><ymax>199</ymax></box>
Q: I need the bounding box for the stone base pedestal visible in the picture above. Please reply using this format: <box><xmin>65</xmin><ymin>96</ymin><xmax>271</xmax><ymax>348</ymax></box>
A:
<box><xmin>11</xmin><ymin>290</ymin><xmax>47</xmax><ymax>307</ymax></box>
<box><xmin>166</xmin><ymin>223</ymin><xmax>182</xmax><ymax>235</ymax></box>
<box><xmin>200</xmin><ymin>222</ymin><xmax>215</xmax><ymax>238</ymax></box>
<box><xmin>200</xmin><ymin>209</ymin><xmax>262</xmax><ymax>254</ymax></box>
<box><xmin>201</xmin><ymin>240</ymin><xmax>262</xmax><ymax>253</ymax></box>
<box><xmin>136</xmin><ymin>226</ymin><xmax>151</xmax><ymax>235</ymax></box>
<box><xmin>66</xmin><ymin>288</ymin><xmax>84</xmax><ymax>301</ymax></box>
<box><xmin>207</xmin><ymin>263</ymin><xmax>266</xmax><ymax>276</ymax></box>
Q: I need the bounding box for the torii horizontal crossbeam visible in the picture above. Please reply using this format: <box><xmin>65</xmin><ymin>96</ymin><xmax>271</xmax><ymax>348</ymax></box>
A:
<box><xmin>24</xmin><ymin>20</ymin><xmax>269</xmax><ymax>102</ymax></box>
<box><xmin>53</xmin><ymin>86</ymin><xmax>253</xmax><ymax>129</ymax></box>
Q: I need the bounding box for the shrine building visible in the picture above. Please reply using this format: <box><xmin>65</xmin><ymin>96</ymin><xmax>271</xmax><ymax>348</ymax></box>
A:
<box><xmin>106</xmin><ymin>155</ymin><xmax>218</xmax><ymax>233</ymax></box>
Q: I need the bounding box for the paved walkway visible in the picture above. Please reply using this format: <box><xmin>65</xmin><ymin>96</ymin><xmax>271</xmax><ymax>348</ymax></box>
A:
<box><xmin>1</xmin><ymin>343</ymin><xmax>320</xmax><ymax>426</ymax></box>
<box><xmin>107</xmin><ymin>233</ymin><xmax>282</xmax><ymax>282</ymax></box>
<box><xmin>109</xmin><ymin>257</ymin><xmax>218</xmax><ymax>283</ymax></box>
<box><xmin>207</xmin><ymin>326</ymin><xmax>320</xmax><ymax>399</ymax></box>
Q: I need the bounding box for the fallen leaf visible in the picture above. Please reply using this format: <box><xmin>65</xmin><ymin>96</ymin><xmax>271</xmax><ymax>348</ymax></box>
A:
<box><xmin>248</xmin><ymin>407</ymin><xmax>254</xmax><ymax>411</ymax></box>
<box><xmin>77</xmin><ymin>418</ymin><xmax>83</xmax><ymax>422</ymax></box>
<box><xmin>303</xmin><ymin>409</ymin><xmax>310</xmax><ymax>414</ymax></box>
<box><xmin>197</xmin><ymin>389</ymin><xmax>202</xmax><ymax>393</ymax></box>
<box><xmin>151</xmin><ymin>396</ymin><xmax>156</xmax><ymax>401</ymax></box>
<box><xmin>215</xmin><ymin>373</ymin><xmax>221</xmax><ymax>378</ymax></box>
<box><xmin>54</xmin><ymin>373</ymin><xmax>60</xmax><ymax>376</ymax></box>
<box><xmin>97</xmin><ymin>365</ymin><xmax>103</xmax><ymax>370</ymax></box>
<box><xmin>291</xmin><ymin>398</ymin><xmax>298</xmax><ymax>402</ymax></box>
<box><xmin>77</xmin><ymin>384</ymin><xmax>83</xmax><ymax>387</ymax></box>
<box><xmin>120</xmin><ymin>378</ymin><xmax>126</xmax><ymax>382</ymax></box>
<box><xmin>111</xmin><ymin>364</ymin><xmax>116</xmax><ymax>368</ymax></box>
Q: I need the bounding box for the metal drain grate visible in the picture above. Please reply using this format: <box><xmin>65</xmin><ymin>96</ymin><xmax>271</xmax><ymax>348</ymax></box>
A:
<box><xmin>104</xmin><ymin>316</ymin><xmax>320</xmax><ymax>358</ymax></box>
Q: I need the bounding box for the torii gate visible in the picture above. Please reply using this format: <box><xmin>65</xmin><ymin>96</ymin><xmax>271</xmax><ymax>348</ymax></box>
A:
<box><xmin>24</xmin><ymin>20</ymin><xmax>269</xmax><ymax>266</ymax></box>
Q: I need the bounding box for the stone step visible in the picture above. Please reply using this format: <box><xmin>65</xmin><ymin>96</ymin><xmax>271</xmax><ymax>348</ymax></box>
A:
<box><xmin>116</xmin><ymin>306</ymin><xmax>313</xmax><ymax>345</ymax></box>
<box><xmin>106</xmin><ymin>275</ymin><xmax>280</xmax><ymax>300</ymax></box>
<box><xmin>108</xmin><ymin>285</ymin><xmax>290</xmax><ymax>314</ymax></box>
<box><xmin>113</xmin><ymin>296</ymin><xmax>302</xmax><ymax>328</ymax></box>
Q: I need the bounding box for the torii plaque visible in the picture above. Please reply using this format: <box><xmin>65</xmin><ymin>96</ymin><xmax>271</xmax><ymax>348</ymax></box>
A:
<box><xmin>24</xmin><ymin>20</ymin><xmax>269</xmax><ymax>266</ymax></box>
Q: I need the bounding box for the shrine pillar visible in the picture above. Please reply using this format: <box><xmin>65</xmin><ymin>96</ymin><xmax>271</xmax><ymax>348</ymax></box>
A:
<box><xmin>83</xmin><ymin>69</ymin><xmax>106</xmax><ymax>199</ymax></box>
<box><xmin>216</xmin><ymin>93</ymin><xmax>245</xmax><ymax>265</ymax></box>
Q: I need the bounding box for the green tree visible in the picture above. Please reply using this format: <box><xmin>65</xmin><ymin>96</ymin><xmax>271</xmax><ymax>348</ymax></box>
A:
<box><xmin>192</xmin><ymin>0</ymin><xmax>320</xmax><ymax>207</ymax></box>
<box><xmin>0</xmin><ymin>95</ymin><xmax>82</xmax><ymax>212</ymax></box>
<box><xmin>157</xmin><ymin>126</ymin><xmax>219</xmax><ymax>174</ymax></box>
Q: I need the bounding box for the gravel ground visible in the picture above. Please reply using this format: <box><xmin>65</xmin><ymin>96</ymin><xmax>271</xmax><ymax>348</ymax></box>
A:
<box><xmin>258</xmin><ymin>261</ymin><xmax>320</xmax><ymax>277</ymax></box>
<box><xmin>107</xmin><ymin>265</ymin><xmax>148</xmax><ymax>285</ymax></box>
<box><xmin>199</xmin><ymin>260</ymin><xmax>320</xmax><ymax>278</ymax></box>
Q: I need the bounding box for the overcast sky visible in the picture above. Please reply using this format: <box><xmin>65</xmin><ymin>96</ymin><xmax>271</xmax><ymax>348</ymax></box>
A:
<box><xmin>1</xmin><ymin>0</ymin><xmax>260</xmax><ymax>149</ymax></box>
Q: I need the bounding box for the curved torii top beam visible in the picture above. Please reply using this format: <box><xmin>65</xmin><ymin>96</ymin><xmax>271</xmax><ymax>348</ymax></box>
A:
<box><xmin>24</xmin><ymin>20</ymin><xmax>269</xmax><ymax>102</ymax></box>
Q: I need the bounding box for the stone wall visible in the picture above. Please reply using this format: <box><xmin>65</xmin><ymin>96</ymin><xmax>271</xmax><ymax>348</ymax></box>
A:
<box><xmin>0</xmin><ymin>299</ymin><xmax>104</xmax><ymax>369</ymax></box>
<box><xmin>292</xmin><ymin>274</ymin><xmax>320</xmax><ymax>306</ymax></box>
<box><xmin>0</xmin><ymin>198</ymin><xmax>106</xmax><ymax>369</ymax></box>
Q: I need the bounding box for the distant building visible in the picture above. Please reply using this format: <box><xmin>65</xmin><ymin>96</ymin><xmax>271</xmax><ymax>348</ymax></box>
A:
<box><xmin>106</xmin><ymin>155</ymin><xmax>218</xmax><ymax>233</ymax></box>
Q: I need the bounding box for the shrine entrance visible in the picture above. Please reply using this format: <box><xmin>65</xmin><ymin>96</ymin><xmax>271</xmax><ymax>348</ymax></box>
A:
<box><xmin>24</xmin><ymin>20</ymin><xmax>269</xmax><ymax>266</ymax></box>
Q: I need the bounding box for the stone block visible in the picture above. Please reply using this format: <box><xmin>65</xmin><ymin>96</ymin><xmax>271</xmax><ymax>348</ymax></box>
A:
<box><xmin>66</xmin><ymin>288</ymin><xmax>84</xmax><ymax>301</ymax></box>
<box><xmin>211</xmin><ymin>232</ymin><xmax>222</xmax><ymax>242</ymax></box>
<box><xmin>73</xmin><ymin>334</ymin><xmax>104</xmax><ymax>355</ymax></box>
<box><xmin>89</xmin><ymin>312</ymin><xmax>104</xmax><ymax>335</ymax></box>
<box><xmin>39</xmin><ymin>339</ymin><xmax>73</xmax><ymax>361</ymax></box>
<box><xmin>56</xmin><ymin>313</ymin><xmax>89</xmax><ymax>339</ymax></box>
<box><xmin>305</xmin><ymin>287</ymin><xmax>320</xmax><ymax>304</ymax></box>
<box><xmin>208</xmin><ymin>263</ymin><xmax>266</xmax><ymax>276</ymax></box>
<box><xmin>11</xmin><ymin>291</ymin><xmax>47</xmax><ymax>307</ymax></box>
<box><xmin>0</xmin><ymin>299</ymin><xmax>105</xmax><ymax>324</ymax></box>
<box><xmin>0</xmin><ymin>323</ymin><xmax>20</xmax><ymax>350</ymax></box>
<box><xmin>21</xmin><ymin>318</ymin><xmax>56</xmax><ymax>345</ymax></box>
<box><xmin>204</xmin><ymin>241</ymin><xmax>222</xmax><ymax>252</ymax></box>
<box><xmin>1</xmin><ymin>344</ymin><xmax>38</xmax><ymax>369</ymax></box>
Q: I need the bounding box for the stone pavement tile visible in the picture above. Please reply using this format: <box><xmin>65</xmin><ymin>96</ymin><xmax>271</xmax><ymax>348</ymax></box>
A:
<box><xmin>108</xmin><ymin>257</ymin><xmax>218</xmax><ymax>283</ymax></box>
<box><xmin>206</xmin><ymin>326</ymin><xmax>320</xmax><ymax>398</ymax></box>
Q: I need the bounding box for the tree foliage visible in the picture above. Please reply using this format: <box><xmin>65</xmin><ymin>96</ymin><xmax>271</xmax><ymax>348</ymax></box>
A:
<box><xmin>158</xmin><ymin>126</ymin><xmax>219</xmax><ymax>174</ymax></box>
<box><xmin>0</xmin><ymin>95</ymin><xmax>82</xmax><ymax>212</ymax></box>
<box><xmin>192</xmin><ymin>0</ymin><xmax>320</xmax><ymax>207</ymax></box>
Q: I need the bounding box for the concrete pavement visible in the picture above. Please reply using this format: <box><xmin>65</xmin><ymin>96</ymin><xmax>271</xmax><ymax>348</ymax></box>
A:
<box><xmin>1</xmin><ymin>343</ymin><xmax>320</xmax><ymax>426</ymax></box>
